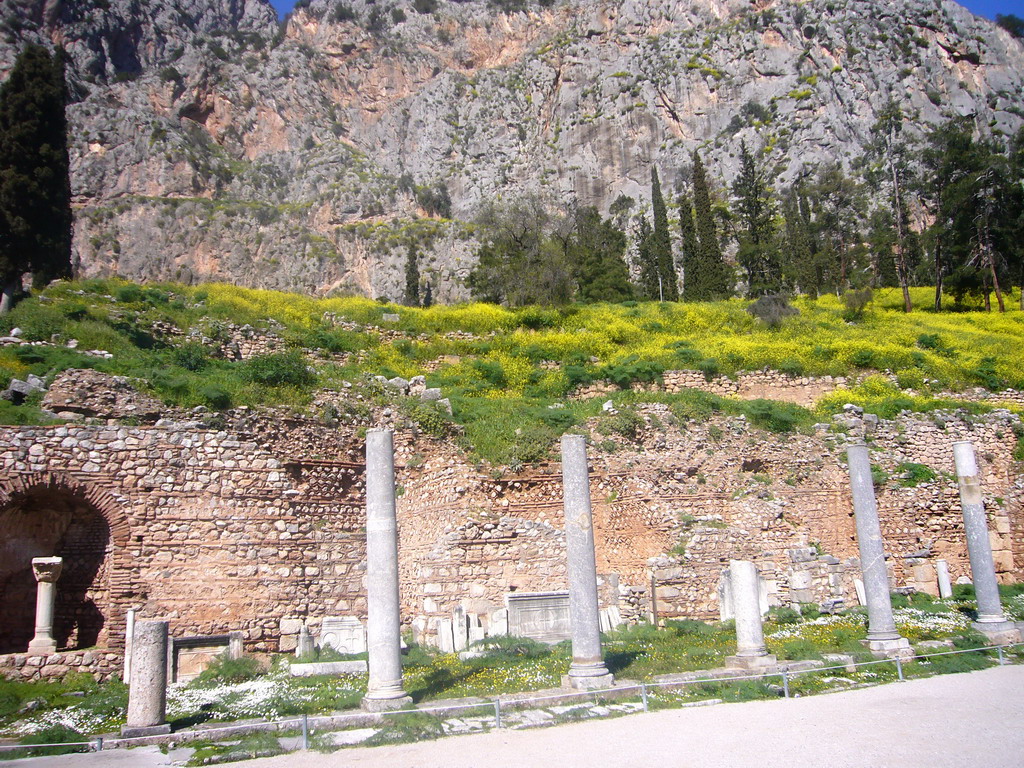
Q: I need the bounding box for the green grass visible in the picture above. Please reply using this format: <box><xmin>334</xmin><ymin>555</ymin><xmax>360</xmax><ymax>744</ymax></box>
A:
<box><xmin>1</xmin><ymin>280</ymin><xmax>1022</xmax><ymax>465</ymax></box>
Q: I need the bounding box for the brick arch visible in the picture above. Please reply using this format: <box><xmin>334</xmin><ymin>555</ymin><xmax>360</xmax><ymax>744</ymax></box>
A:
<box><xmin>0</xmin><ymin>472</ymin><xmax>134</xmax><ymax>652</ymax></box>
<box><xmin>0</xmin><ymin>472</ymin><xmax>130</xmax><ymax>547</ymax></box>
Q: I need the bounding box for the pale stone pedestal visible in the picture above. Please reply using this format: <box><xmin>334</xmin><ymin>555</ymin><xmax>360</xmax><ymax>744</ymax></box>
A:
<box><xmin>120</xmin><ymin>723</ymin><xmax>172</xmax><ymax>738</ymax></box>
<box><xmin>562</xmin><ymin>671</ymin><xmax>615</xmax><ymax>690</ymax></box>
<box><xmin>361</xmin><ymin>693</ymin><xmax>413</xmax><ymax>712</ymax></box>
<box><xmin>725</xmin><ymin>653</ymin><xmax>779</xmax><ymax>671</ymax></box>
<box><xmin>971</xmin><ymin>620</ymin><xmax>1021</xmax><ymax>645</ymax></box>
<box><xmin>863</xmin><ymin>636</ymin><xmax>914</xmax><ymax>660</ymax></box>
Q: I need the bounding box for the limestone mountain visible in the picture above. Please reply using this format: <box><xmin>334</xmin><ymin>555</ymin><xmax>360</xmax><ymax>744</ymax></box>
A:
<box><xmin>1</xmin><ymin>0</ymin><xmax>1021</xmax><ymax>299</ymax></box>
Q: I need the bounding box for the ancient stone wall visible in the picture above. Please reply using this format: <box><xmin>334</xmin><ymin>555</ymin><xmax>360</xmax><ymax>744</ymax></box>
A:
<box><xmin>0</xmin><ymin>398</ymin><xmax>1021</xmax><ymax>677</ymax></box>
<box><xmin>0</xmin><ymin>648</ymin><xmax>121</xmax><ymax>682</ymax></box>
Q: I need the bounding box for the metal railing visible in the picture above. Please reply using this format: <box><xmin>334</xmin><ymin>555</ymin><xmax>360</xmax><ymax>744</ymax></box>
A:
<box><xmin>1</xmin><ymin>641</ymin><xmax>1020</xmax><ymax>756</ymax></box>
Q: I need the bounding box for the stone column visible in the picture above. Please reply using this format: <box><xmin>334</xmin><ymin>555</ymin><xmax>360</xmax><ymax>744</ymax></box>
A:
<box><xmin>361</xmin><ymin>429</ymin><xmax>412</xmax><ymax>711</ymax></box>
<box><xmin>953</xmin><ymin>441</ymin><xmax>1019</xmax><ymax>642</ymax></box>
<box><xmin>560</xmin><ymin>434</ymin><xmax>614</xmax><ymax>690</ymax></box>
<box><xmin>725</xmin><ymin>560</ymin><xmax>777</xmax><ymax>670</ymax></box>
<box><xmin>122</xmin><ymin>620</ymin><xmax>171</xmax><ymax>737</ymax></box>
<box><xmin>935</xmin><ymin>559</ymin><xmax>952</xmax><ymax>600</ymax></box>
<box><xmin>846</xmin><ymin>444</ymin><xmax>911</xmax><ymax>658</ymax></box>
<box><xmin>123</xmin><ymin>608</ymin><xmax>137</xmax><ymax>683</ymax></box>
<box><xmin>27</xmin><ymin>557</ymin><xmax>62</xmax><ymax>655</ymax></box>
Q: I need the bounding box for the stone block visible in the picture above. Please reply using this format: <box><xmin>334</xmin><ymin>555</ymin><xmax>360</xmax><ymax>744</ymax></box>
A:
<box><xmin>319</xmin><ymin>617</ymin><xmax>366</xmax><ymax>654</ymax></box>
<box><xmin>290</xmin><ymin>660</ymin><xmax>368</xmax><ymax>676</ymax></box>
<box><xmin>279</xmin><ymin>618</ymin><xmax>304</xmax><ymax>635</ymax></box>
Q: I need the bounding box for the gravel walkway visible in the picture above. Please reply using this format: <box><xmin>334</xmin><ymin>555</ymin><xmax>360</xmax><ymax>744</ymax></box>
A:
<box><xmin>8</xmin><ymin>664</ymin><xmax>1024</xmax><ymax>768</ymax></box>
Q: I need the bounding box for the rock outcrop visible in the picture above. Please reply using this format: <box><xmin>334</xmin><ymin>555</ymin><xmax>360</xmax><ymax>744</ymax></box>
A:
<box><xmin>1</xmin><ymin>0</ymin><xmax>1021</xmax><ymax>297</ymax></box>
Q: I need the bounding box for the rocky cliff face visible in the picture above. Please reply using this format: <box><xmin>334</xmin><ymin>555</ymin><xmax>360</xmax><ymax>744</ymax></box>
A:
<box><xmin>2</xmin><ymin>0</ymin><xmax>1022</xmax><ymax>298</ymax></box>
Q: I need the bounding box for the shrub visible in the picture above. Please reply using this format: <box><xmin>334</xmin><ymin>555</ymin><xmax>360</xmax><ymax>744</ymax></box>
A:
<box><xmin>114</xmin><ymin>284</ymin><xmax>144</xmax><ymax>303</ymax></box>
<box><xmin>971</xmin><ymin>356</ymin><xmax>1003</xmax><ymax>390</ymax></box>
<box><xmin>742</xmin><ymin>399</ymin><xmax>811</xmax><ymax>433</ymax></box>
<box><xmin>242</xmin><ymin>351</ymin><xmax>315</xmax><ymax>387</ymax></box>
<box><xmin>767</xmin><ymin>606</ymin><xmax>801</xmax><ymax>625</ymax></box>
<box><xmin>189</xmin><ymin>655</ymin><xmax>264</xmax><ymax>687</ymax></box>
<box><xmin>172</xmin><ymin>342</ymin><xmax>209</xmax><ymax>372</ymax></box>
<box><xmin>199</xmin><ymin>385</ymin><xmax>232</xmax><ymax>410</ymax></box>
<box><xmin>2</xmin><ymin>301</ymin><xmax>65</xmax><ymax>341</ymax></box>
<box><xmin>850</xmin><ymin>348</ymin><xmax>874</xmax><ymax>368</ymax></box>
<box><xmin>897</xmin><ymin>462</ymin><xmax>936</xmax><ymax>486</ymax></box>
<box><xmin>597</xmin><ymin>407</ymin><xmax>645</xmax><ymax>441</ymax></box>
<box><xmin>746</xmin><ymin>294</ymin><xmax>798</xmax><ymax>328</ymax></box>
<box><xmin>601</xmin><ymin>355</ymin><xmax>664</xmax><ymax>388</ymax></box>
<box><xmin>778</xmin><ymin>356</ymin><xmax>804</xmax><ymax>377</ymax></box>
<box><xmin>697</xmin><ymin>358</ymin><xmax>720</xmax><ymax>381</ymax></box>
<box><xmin>870</xmin><ymin>464</ymin><xmax>890</xmax><ymax>487</ymax></box>
<box><xmin>842</xmin><ymin>287</ymin><xmax>873</xmax><ymax>320</ymax></box>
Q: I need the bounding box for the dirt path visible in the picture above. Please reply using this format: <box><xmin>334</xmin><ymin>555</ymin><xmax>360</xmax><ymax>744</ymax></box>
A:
<box><xmin>9</xmin><ymin>665</ymin><xmax>1024</xmax><ymax>768</ymax></box>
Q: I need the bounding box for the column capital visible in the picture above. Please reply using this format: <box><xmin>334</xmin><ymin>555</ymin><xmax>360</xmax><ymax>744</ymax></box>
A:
<box><xmin>31</xmin><ymin>557</ymin><xmax>63</xmax><ymax>583</ymax></box>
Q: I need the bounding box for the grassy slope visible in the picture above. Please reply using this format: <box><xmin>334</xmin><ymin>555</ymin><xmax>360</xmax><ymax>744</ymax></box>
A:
<box><xmin>0</xmin><ymin>279</ymin><xmax>1021</xmax><ymax>464</ymax></box>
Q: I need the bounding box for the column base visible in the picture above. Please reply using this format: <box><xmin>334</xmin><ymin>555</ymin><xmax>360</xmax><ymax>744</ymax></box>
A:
<box><xmin>361</xmin><ymin>694</ymin><xmax>413</xmax><ymax>712</ymax></box>
<box><xmin>27</xmin><ymin>639</ymin><xmax>57</xmax><ymax>655</ymax></box>
<box><xmin>562</xmin><ymin>672</ymin><xmax>615</xmax><ymax>690</ymax></box>
<box><xmin>725</xmin><ymin>653</ymin><xmax>778</xmax><ymax>671</ymax></box>
<box><xmin>120</xmin><ymin>723</ymin><xmax>171</xmax><ymax>738</ymax></box>
<box><xmin>971</xmin><ymin>620</ymin><xmax>1021</xmax><ymax>645</ymax></box>
<box><xmin>863</xmin><ymin>636</ymin><xmax>913</xmax><ymax>659</ymax></box>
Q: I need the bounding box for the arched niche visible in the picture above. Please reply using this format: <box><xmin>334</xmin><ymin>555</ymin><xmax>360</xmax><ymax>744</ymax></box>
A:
<box><xmin>0</xmin><ymin>474</ymin><xmax>130</xmax><ymax>654</ymax></box>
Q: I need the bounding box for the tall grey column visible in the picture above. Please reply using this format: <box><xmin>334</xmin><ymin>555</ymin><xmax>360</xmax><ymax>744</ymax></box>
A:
<box><xmin>846</xmin><ymin>444</ymin><xmax>911</xmax><ymax>658</ymax></box>
<box><xmin>122</xmin><ymin>620</ymin><xmax>171</xmax><ymax>737</ymax></box>
<box><xmin>953</xmin><ymin>441</ymin><xmax>1019</xmax><ymax>641</ymax></box>
<box><xmin>725</xmin><ymin>560</ymin><xmax>777</xmax><ymax>670</ymax></box>
<box><xmin>361</xmin><ymin>429</ymin><xmax>412</xmax><ymax>711</ymax></box>
<box><xmin>935</xmin><ymin>559</ymin><xmax>952</xmax><ymax>599</ymax></box>
<box><xmin>561</xmin><ymin>435</ymin><xmax>614</xmax><ymax>690</ymax></box>
<box><xmin>28</xmin><ymin>557</ymin><xmax>62</xmax><ymax>655</ymax></box>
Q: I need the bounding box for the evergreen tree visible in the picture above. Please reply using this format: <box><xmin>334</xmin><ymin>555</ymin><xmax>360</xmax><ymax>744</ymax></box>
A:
<box><xmin>568</xmin><ymin>206</ymin><xmax>633</xmax><ymax>303</ymax></box>
<box><xmin>731</xmin><ymin>141</ymin><xmax>779</xmax><ymax>295</ymax></box>
<box><xmin>0</xmin><ymin>44</ymin><xmax>72</xmax><ymax>313</ymax></box>
<box><xmin>677</xmin><ymin>190</ymin><xmax>698</xmax><ymax>299</ymax></box>
<box><xmin>423</xmin><ymin>280</ymin><xmax>434</xmax><ymax>307</ymax></box>
<box><xmin>403</xmin><ymin>242</ymin><xmax>420</xmax><ymax>306</ymax></box>
<box><xmin>807</xmin><ymin>163</ymin><xmax>866</xmax><ymax>294</ymax></box>
<box><xmin>633</xmin><ymin>215</ymin><xmax>659</xmax><ymax>300</ymax></box>
<box><xmin>781</xmin><ymin>190</ymin><xmax>816</xmax><ymax>297</ymax></box>
<box><xmin>863</xmin><ymin>100</ymin><xmax>914</xmax><ymax>312</ymax></box>
<box><xmin>689</xmin><ymin>151</ymin><xmax>732</xmax><ymax>300</ymax></box>
<box><xmin>650</xmin><ymin>167</ymin><xmax>677</xmax><ymax>300</ymax></box>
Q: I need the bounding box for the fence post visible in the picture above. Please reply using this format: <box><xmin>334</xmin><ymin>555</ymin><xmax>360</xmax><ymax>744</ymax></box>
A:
<box><xmin>493</xmin><ymin>700</ymin><xmax>502</xmax><ymax>730</ymax></box>
<box><xmin>93</xmin><ymin>737</ymin><xmax>103</xmax><ymax>752</ymax></box>
<box><xmin>781</xmin><ymin>668</ymin><xmax>790</xmax><ymax>698</ymax></box>
<box><xmin>640</xmin><ymin>683</ymin><xmax>649</xmax><ymax>713</ymax></box>
<box><xmin>895</xmin><ymin>657</ymin><xmax>904</xmax><ymax>682</ymax></box>
<box><xmin>301</xmin><ymin>714</ymin><xmax>309</xmax><ymax>750</ymax></box>
<box><xmin>997</xmin><ymin>646</ymin><xmax>1005</xmax><ymax>665</ymax></box>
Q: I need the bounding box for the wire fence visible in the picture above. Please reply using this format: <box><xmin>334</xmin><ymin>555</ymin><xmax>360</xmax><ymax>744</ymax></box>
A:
<box><xmin>1</xmin><ymin>641</ymin><xmax>1020</xmax><ymax>757</ymax></box>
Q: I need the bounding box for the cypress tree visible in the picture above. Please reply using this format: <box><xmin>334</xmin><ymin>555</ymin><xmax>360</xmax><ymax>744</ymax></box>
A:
<box><xmin>650</xmin><ymin>167</ymin><xmax>677</xmax><ymax>300</ymax></box>
<box><xmin>403</xmin><ymin>242</ymin><xmax>420</xmax><ymax>306</ymax></box>
<box><xmin>732</xmin><ymin>141</ymin><xmax>779</xmax><ymax>295</ymax></box>
<box><xmin>678</xmin><ymin>191</ymin><xmax>698</xmax><ymax>300</ymax></box>
<box><xmin>0</xmin><ymin>44</ymin><xmax>72</xmax><ymax>312</ymax></box>
<box><xmin>690</xmin><ymin>151</ymin><xmax>731</xmax><ymax>300</ymax></box>
<box><xmin>570</xmin><ymin>206</ymin><xmax>633</xmax><ymax>303</ymax></box>
<box><xmin>633</xmin><ymin>216</ymin><xmax>658</xmax><ymax>300</ymax></box>
<box><xmin>423</xmin><ymin>280</ymin><xmax>433</xmax><ymax>307</ymax></box>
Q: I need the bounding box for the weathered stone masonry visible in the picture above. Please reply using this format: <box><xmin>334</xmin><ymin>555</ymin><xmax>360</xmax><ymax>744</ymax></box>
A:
<box><xmin>0</xmin><ymin>402</ymin><xmax>1021</xmax><ymax>680</ymax></box>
